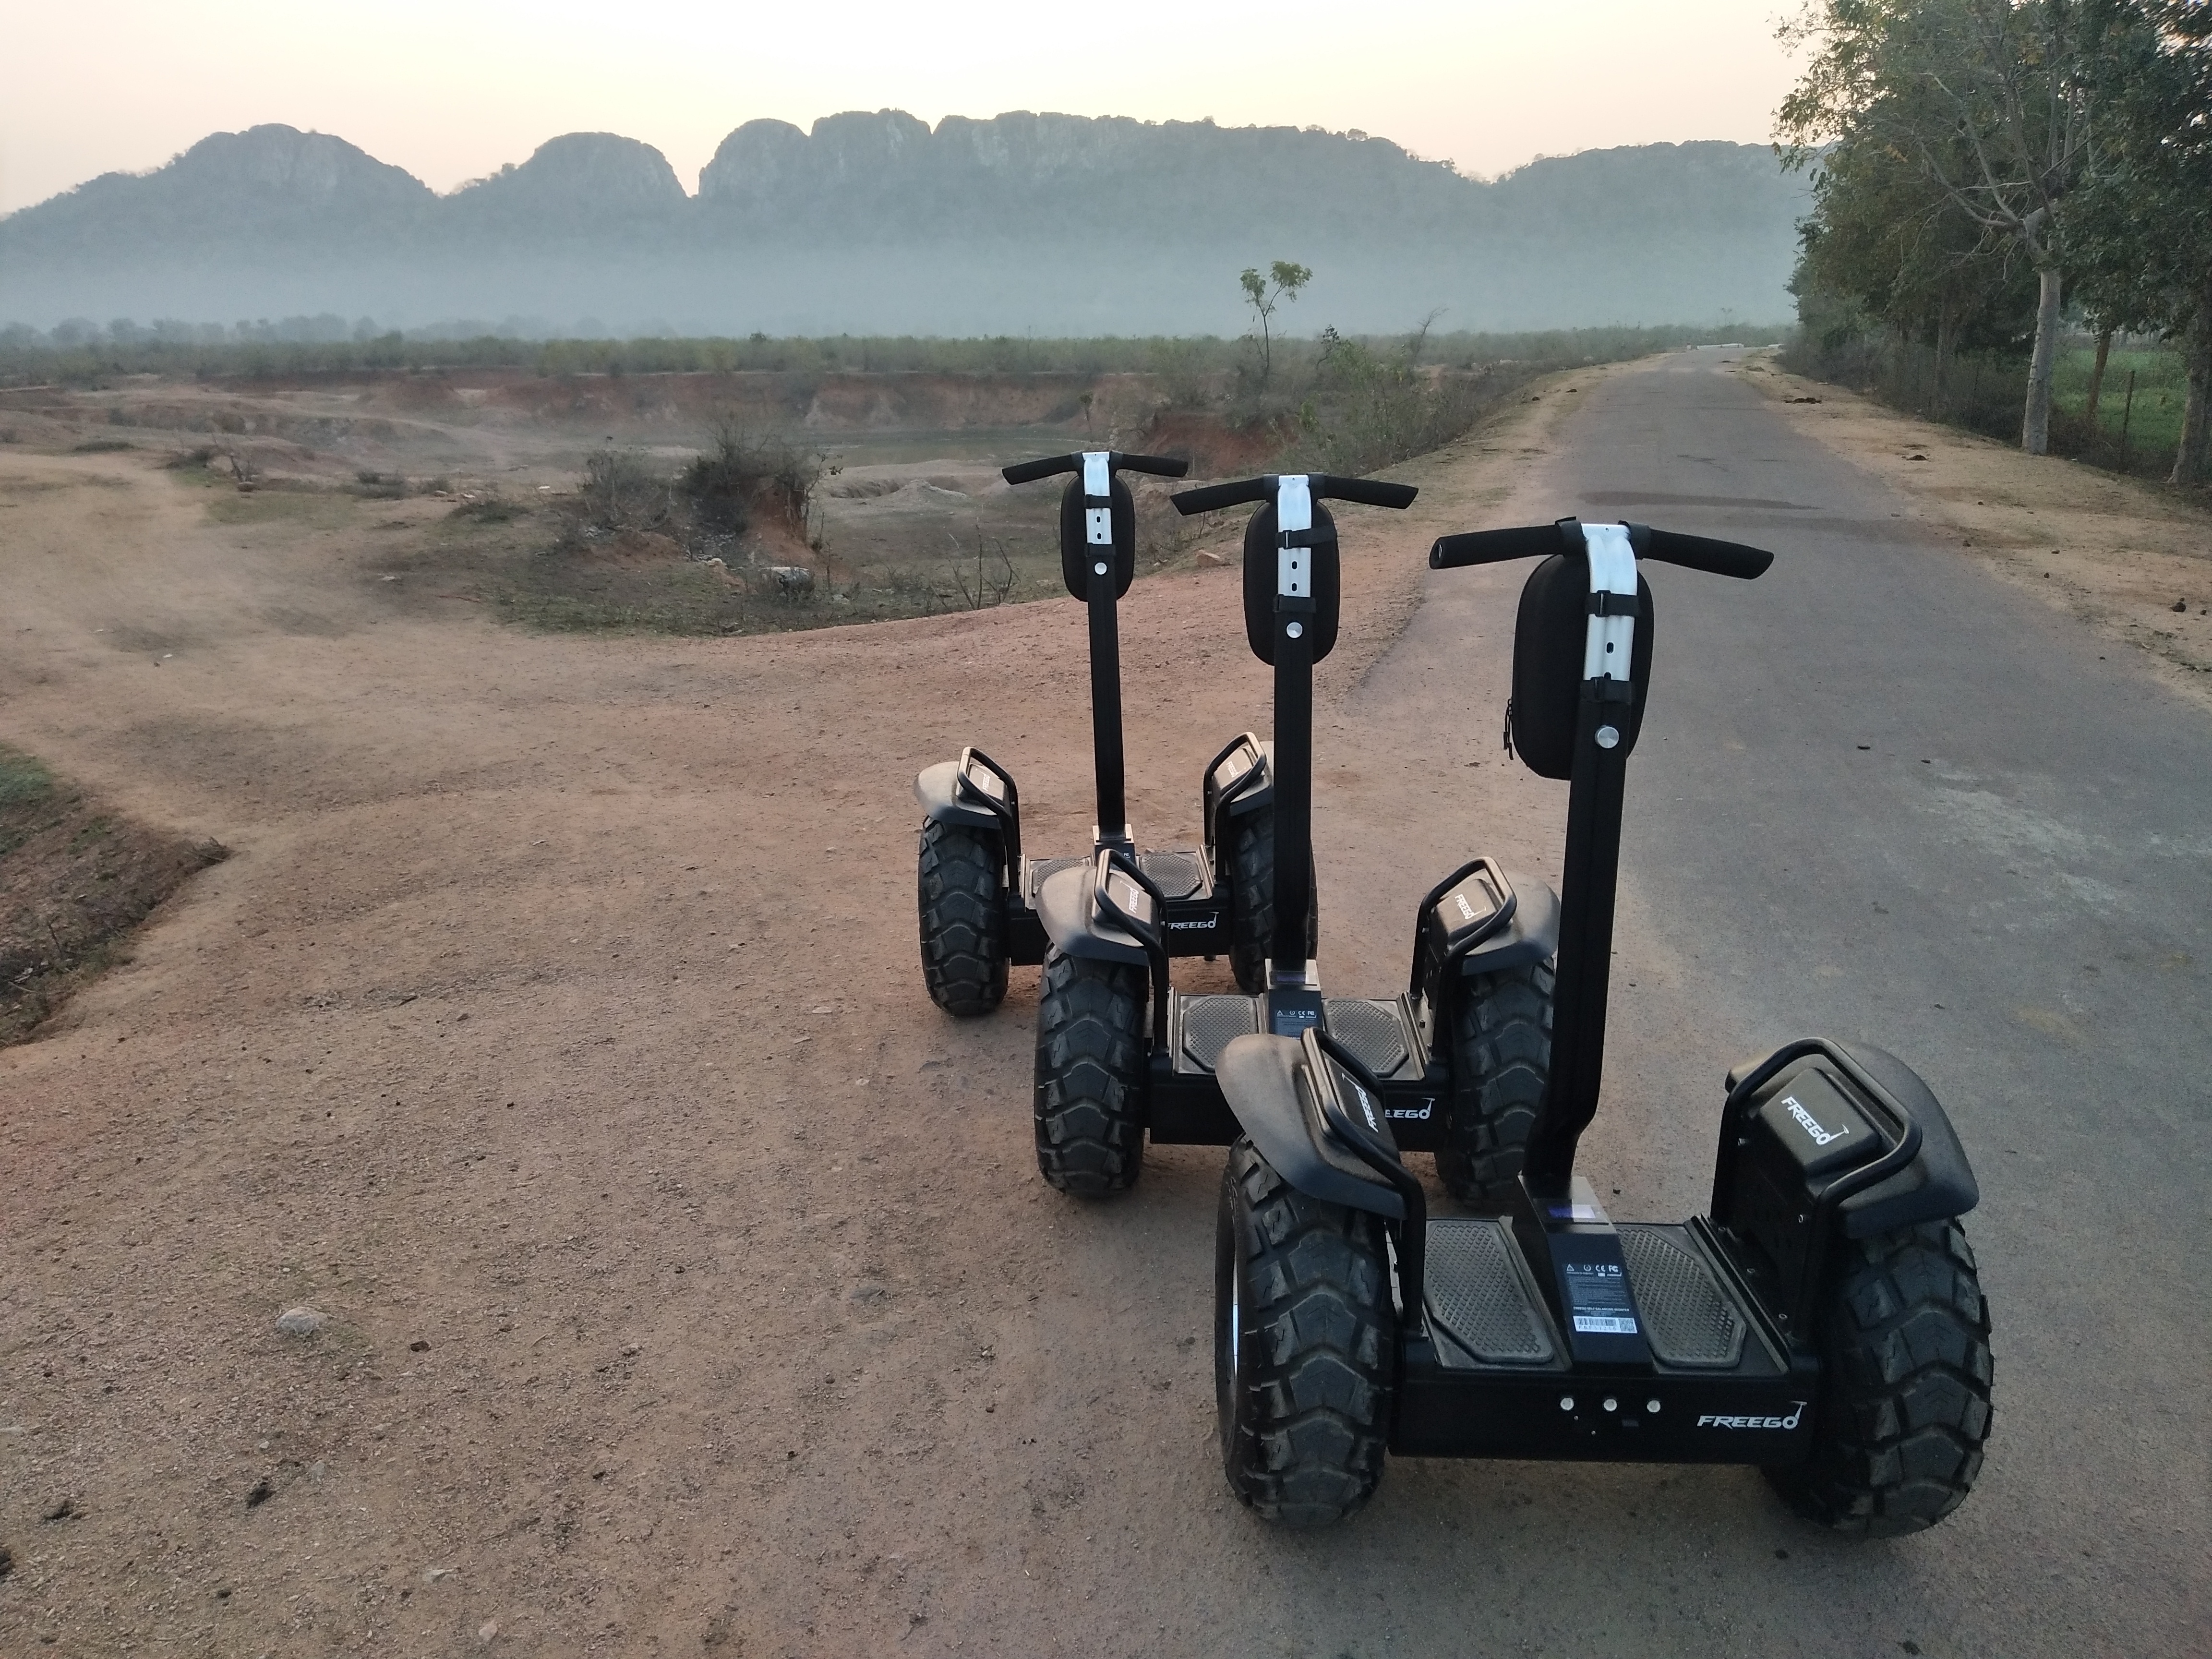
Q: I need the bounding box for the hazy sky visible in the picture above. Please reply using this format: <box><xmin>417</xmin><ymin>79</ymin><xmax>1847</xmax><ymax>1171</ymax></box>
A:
<box><xmin>1</xmin><ymin>0</ymin><xmax>1809</xmax><ymax>214</ymax></box>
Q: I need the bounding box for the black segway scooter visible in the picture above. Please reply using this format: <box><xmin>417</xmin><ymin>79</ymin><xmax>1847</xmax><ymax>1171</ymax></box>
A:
<box><xmin>915</xmin><ymin>451</ymin><xmax>1302</xmax><ymax>1016</ymax></box>
<box><xmin>1032</xmin><ymin>474</ymin><xmax>1559</xmax><ymax>1200</ymax></box>
<box><xmin>1210</xmin><ymin>517</ymin><xmax>1992</xmax><ymax>1536</ymax></box>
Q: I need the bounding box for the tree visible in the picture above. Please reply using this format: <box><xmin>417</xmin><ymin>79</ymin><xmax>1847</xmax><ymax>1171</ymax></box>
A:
<box><xmin>1238</xmin><ymin>259</ymin><xmax>1311</xmax><ymax>386</ymax></box>
<box><xmin>1780</xmin><ymin>0</ymin><xmax>2098</xmax><ymax>454</ymax></box>
<box><xmin>1786</xmin><ymin>119</ymin><xmax>2038</xmax><ymax>406</ymax></box>
<box><xmin>2073</xmin><ymin>0</ymin><xmax>2212</xmax><ymax>483</ymax></box>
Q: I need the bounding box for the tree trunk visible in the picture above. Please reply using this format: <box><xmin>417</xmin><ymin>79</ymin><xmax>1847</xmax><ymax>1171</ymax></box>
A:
<box><xmin>2083</xmin><ymin>325</ymin><xmax>2114</xmax><ymax>429</ymax></box>
<box><xmin>1934</xmin><ymin>304</ymin><xmax>1958</xmax><ymax>415</ymax></box>
<box><xmin>2022</xmin><ymin>265</ymin><xmax>2063</xmax><ymax>456</ymax></box>
<box><xmin>2170</xmin><ymin>290</ymin><xmax>2212</xmax><ymax>488</ymax></box>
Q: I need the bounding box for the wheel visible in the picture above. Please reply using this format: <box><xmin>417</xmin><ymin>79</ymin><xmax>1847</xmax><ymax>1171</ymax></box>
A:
<box><xmin>916</xmin><ymin>817</ymin><xmax>1010</xmax><ymax>1016</ymax></box>
<box><xmin>1435</xmin><ymin>961</ymin><xmax>1554</xmax><ymax>1205</ymax></box>
<box><xmin>1765</xmin><ymin>1217</ymin><xmax>1993</xmax><ymax>1536</ymax></box>
<box><xmin>1225</xmin><ymin>806</ymin><xmax>1319</xmax><ymax>995</ymax></box>
<box><xmin>1033</xmin><ymin>947</ymin><xmax>1147</xmax><ymax>1194</ymax></box>
<box><xmin>1215</xmin><ymin>1138</ymin><xmax>1395</xmax><ymax>1526</ymax></box>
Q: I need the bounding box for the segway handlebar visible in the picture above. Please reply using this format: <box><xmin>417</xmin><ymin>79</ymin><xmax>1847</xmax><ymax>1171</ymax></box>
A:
<box><xmin>1000</xmin><ymin>450</ymin><xmax>1191</xmax><ymax>487</ymax></box>
<box><xmin>1169</xmin><ymin>473</ymin><xmax>1419</xmax><ymax>516</ymax></box>
<box><xmin>1429</xmin><ymin>519</ymin><xmax>1773</xmax><ymax>579</ymax></box>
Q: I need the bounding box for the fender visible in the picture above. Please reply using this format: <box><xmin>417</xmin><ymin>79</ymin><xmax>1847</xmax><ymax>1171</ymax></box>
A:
<box><xmin>1035</xmin><ymin>860</ymin><xmax>1150</xmax><ymax>967</ymax></box>
<box><xmin>1721</xmin><ymin>1040</ymin><xmax>1978</xmax><ymax>1236</ymax></box>
<box><xmin>914</xmin><ymin>757</ymin><xmax>1010</xmax><ymax>832</ymax></box>
<box><xmin>1202</xmin><ymin>733</ymin><xmax>1276</xmax><ymax>872</ymax></box>
<box><xmin>1216</xmin><ymin>1034</ymin><xmax>1405</xmax><ymax>1219</ymax></box>
<box><xmin>1458</xmin><ymin>871</ymin><xmax>1560</xmax><ymax>977</ymax></box>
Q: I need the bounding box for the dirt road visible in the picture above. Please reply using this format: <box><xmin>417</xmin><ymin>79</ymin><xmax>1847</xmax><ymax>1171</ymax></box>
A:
<box><xmin>3</xmin><ymin>356</ymin><xmax>2205</xmax><ymax>1657</ymax></box>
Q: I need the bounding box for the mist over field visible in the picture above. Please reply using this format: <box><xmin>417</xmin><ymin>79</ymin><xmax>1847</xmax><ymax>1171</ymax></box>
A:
<box><xmin>0</xmin><ymin>113</ymin><xmax>1807</xmax><ymax>337</ymax></box>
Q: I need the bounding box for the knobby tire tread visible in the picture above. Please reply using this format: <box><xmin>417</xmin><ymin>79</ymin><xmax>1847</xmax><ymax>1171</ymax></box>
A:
<box><xmin>916</xmin><ymin>818</ymin><xmax>1009</xmax><ymax>1017</ymax></box>
<box><xmin>1216</xmin><ymin>1139</ymin><xmax>1395</xmax><ymax>1527</ymax></box>
<box><xmin>1767</xmin><ymin>1218</ymin><xmax>1993</xmax><ymax>1536</ymax></box>
<box><xmin>1436</xmin><ymin>961</ymin><xmax>1554</xmax><ymax>1204</ymax></box>
<box><xmin>1226</xmin><ymin>807</ymin><xmax>1318</xmax><ymax>996</ymax></box>
<box><xmin>1033</xmin><ymin>948</ymin><xmax>1147</xmax><ymax>1195</ymax></box>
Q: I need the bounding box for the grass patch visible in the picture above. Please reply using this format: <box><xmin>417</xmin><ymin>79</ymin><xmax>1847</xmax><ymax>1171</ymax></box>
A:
<box><xmin>71</xmin><ymin>437</ymin><xmax>136</xmax><ymax>453</ymax></box>
<box><xmin>0</xmin><ymin>744</ymin><xmax>227</xmax><ymax>1044</ymax></box>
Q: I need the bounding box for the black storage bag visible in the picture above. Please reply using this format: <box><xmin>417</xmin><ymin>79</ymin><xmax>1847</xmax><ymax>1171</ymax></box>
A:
<box><xmin>1058</xmin><ymin>474</ymin><xmax>1138</xmax><ymax>599</ymax></box>
<box><xmin>1509</xmin><ymin>551</ymin><xmax>1656</xmax><ymax>780</ymax></box>
<box><xmin>1241</xmin><ymin>500</ymin><xmax>1341</xmax><ymax>663</ymax></box>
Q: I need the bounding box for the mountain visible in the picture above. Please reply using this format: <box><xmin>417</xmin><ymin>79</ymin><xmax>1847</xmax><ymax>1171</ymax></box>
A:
<box><xmin>0</xmin><ymin>116</ymin><xmax>1807</xmax><ymax>335</ymax></box>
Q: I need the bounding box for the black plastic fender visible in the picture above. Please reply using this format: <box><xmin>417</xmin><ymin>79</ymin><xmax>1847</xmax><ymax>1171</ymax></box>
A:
<box><xmin>1215</xmin><ymin>1034</ymin><xmax>1405</xmax><ymax>1219</ymax></box>
<box><xmin>914</xmin><ymin>760</ymin><xmax>1002</xmax><ymax>830</ymax></box>
<box><xmin>1459</xmin><ymin>869</ymin><xmax>1560</xmax><ymax>977</ymax></box>
<box><xmin>1035</xmin><ymin>860</ymin><xmax>1150</xmax><ymax>967</ymax></box>
<box><xmin>1724</xmin><ymin>1041</ymin><xmax>1979</xmax><ymax>1236</ymax></box>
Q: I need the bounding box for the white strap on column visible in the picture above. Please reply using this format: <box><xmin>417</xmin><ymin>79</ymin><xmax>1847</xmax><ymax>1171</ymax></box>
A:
<box><xmin>1082</xmin><ymin>451</ymin><xmax>1112</xmax><ymax>547</ymax></box>
<box><xmin>1276</xmin><ymin>474</ymin><xmax>1313</xmax><ymax>598</ymax></box>
<box><xmin>1582</xmin><ymin>521</ymin><xmax>1638</xmax><ymax>681</ymax></box>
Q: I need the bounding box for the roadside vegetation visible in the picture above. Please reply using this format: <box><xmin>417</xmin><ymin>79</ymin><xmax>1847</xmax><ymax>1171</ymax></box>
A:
<box><xmin>1779</xmin><ymin>0</ymin><xmax>2211</xmax><ymax>488</ymax></box>
<box><xmin>0</xmin><ymin>322</ymin><xmax>1767</xmax><ymax>389</ymax></box>
<box><xmin>0</xmin><ymin>744</ymin><xmax>227</xmax><ymax>1044</ymax></box>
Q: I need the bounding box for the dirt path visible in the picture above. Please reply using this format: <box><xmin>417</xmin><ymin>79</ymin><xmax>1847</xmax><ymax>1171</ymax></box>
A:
<box><xmin>0</xmin><ymin>377</ymin><xmax>1609</xmax><ymax>1657</ymax></box>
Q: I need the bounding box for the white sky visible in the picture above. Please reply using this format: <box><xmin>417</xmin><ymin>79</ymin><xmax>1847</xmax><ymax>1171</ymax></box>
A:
<box><xmin>0</xmin><ymin>0</ymin><xmax>1810</xmax><ymax>213</ymax></box>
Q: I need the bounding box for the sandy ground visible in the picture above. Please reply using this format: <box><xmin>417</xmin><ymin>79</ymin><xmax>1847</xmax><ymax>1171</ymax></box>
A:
<box><xmin>13</xmin><ymin>350</ymin><xmax>2201</xmax><ymax>1657</ymax></box>
<box><xmin>1736</xmin><ymin>355</ymin><xmax>2212</xmax><ymax>711</ymax></box>
<box><xmin>0</xmin><ymin>372</ymin><xmax>1608</xmax><ymax>1657</ymax></box>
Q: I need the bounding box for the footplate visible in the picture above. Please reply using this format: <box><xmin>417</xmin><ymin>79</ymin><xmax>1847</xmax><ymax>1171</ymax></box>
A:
<box><xmin>1149</xmin><ymin>992</ymin><xmax>1447</xmax><ymax>1148</ymax></box>
<box><xmin>1008</xmin><ymin>845</ymin><xmax>1228</xmax><ymax>965</ymax></box>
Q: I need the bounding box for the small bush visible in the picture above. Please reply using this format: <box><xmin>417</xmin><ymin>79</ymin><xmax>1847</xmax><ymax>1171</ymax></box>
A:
<box><xmin>71</xmin><ymin>437</ymin><xmax>135</xmax><ymax>453</ymax></box>
<box><xmin>578</xmin><ymin>445</ymin><xmax>669</xmax><ymax>529</ymax></box>
<box><xmin>679</xmin><ymin>420</ymin><xmax>834</xmax><ymax>538</ymax></box>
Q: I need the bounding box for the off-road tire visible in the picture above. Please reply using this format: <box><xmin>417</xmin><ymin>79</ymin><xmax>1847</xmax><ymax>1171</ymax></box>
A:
<box><xmin>1766</xmin><ymin>1218</ymin><xmax>1993</xmax><ymax>1536</ymax></box>
<box><xmin>1435</xmin><ymin>961</ymin><xmax>1554</xmax><ymax>1204</ymax></box>
<box><xmin>917</xmin><ymin>818</ymin><xmax>1010</xmax><ymax>1016</ymax></box>
<box><xmin>1226</xmin><ymin>806</ymin><xmax>1319</xmax><ymax>995</ymax></box>
<box><xmin>1033</xmin><ymin>948</ymin><xmax>1148</xmax><ymax>1195</ymax></box>
<box><xmin>1215</xmin><ymin>1139</ymin><xmax>1395</xmax><ymax>1527</ymax></box>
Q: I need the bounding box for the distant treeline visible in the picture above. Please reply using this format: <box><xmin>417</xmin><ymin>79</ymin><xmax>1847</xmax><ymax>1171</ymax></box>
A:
<box><xmin>0</xmin><ymin>323</ymin><xmax>1779</xmax><ymax>389</ymax></box>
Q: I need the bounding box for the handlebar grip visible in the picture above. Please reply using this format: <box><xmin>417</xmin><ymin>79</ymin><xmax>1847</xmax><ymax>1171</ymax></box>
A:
<box><xmin>1001</xmin><ymin>454</ymin><xmax>1077</xmax><ymax>486</ymax></box>
<box><xmin>1428</xmin><ymin>524</ymin><xmax>1569</xmax><ymax>568</ymax></box>
<box><xmin>1635</xmin><ymin>526</ymin><xmax>1774</xmax><ymax>580</ymax></box>
<box><xmin>1171</xmin><ymin>478</ymin><xmax>1270</xmax><ymax>516</ymax></box>
<box><xmin>1112</xmin><ymin>452</ymin><xmax>1190</xmax><ymax>479</ymax></box>
<box><xmin>1313</xmin><ymin>476</ymin><xmax>1418</xmax><ymax>509</ymax></box>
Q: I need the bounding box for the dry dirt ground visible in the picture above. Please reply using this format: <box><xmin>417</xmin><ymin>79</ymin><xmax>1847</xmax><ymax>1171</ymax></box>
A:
<box><xmin>0</xmin><ymin>367</ymin><xmax>1606</xmax><ymax>1657</ymax></box>
<box><xmin>10</xmin><ymin>353</ymin><xmax>2200</xmax><ymax>1657</ymax></box>
<box><xmin>1735</xmin><ymin>353</ymin><xmax>2212</xmax><ymax>712</ymax></box>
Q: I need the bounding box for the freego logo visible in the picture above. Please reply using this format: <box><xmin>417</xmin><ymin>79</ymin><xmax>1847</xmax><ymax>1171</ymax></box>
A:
<box><xmin>1782</xmin><ymin>1096</ymin><xmax>1850</xmax><ymax>1146</ymax></box>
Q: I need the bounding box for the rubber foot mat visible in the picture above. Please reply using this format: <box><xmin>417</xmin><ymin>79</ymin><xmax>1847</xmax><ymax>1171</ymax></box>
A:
<box><xmin>1138</xmin><ymin>850</ymin><xmax>1206</xmax><ymax>901</ymax></box>
<box><xmin>1425</xmin><ymin>1218</ymin><xmax>1555</xmax><ymax>1366</ymax></box>
<box><xmin>1619</xmin><ymin>1226</ymin><xmax>1745</xmax><ymax>1368</ymax></box>
<box><xmin>1323</xmin><ymin>998</ymin><xmax>1410</xmax><ymax>1076</ymax></box>
<box><xmin>1180</xmin><ymin>996</ymin><xmax>1256</xmax><ymax>1072</ymax></box>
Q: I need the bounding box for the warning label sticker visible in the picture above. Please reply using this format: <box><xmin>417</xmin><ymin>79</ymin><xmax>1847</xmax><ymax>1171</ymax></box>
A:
<box><xmin>1563</xmin><ymin>1261</ymin><xmax>1639</xmax><ymax>1336</ymax></box>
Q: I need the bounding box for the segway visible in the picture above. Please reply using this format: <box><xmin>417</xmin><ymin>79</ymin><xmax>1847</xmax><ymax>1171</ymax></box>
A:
<box><xmin>1210</xmin><ymin>517</ymin><xmax>1992</xmax><ymax>1536</ymax></box>
<box><xmin>915</xmin><ymin>451</ymin><xmax>1306</xmax><ymax>1017</ymax></box>
<box><xmin>1031</xmin><ymin>474</ymin><xmax>1560</xmax><ymax>1201</ymax></box>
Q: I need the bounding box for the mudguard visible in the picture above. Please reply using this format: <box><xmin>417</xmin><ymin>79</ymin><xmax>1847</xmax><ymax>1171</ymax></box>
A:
<box><xmin>915</xmin><ymin>758</ymin><xmax>1008</xmax><ymax>831</ymax></box>
<box><xmin>1035</xmin><ymin>860</ymin><xmax>1150</xmax><ymax>967</ymax></box>
<box><xmin>1460</xmin><ymin>871</ymin><xmax>1560</xmax><ymax>977</ymax></box>
<box><xmin>1721</xmin><ymin>1040</ymin><xmax>1978</xmax><ymax>1237</ymax></box>
<box><xmin>1216</xmin><ymin>1034</ymin><xmax>1405</xmax><ymax>1219</ymax></box>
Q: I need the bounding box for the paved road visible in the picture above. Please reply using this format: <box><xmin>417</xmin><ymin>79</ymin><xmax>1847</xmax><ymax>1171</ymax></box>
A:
<box><xmin>1293</xmin><ymin>349</ymin><xmax>2210</xmax><ymax>1655</ymax></box>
